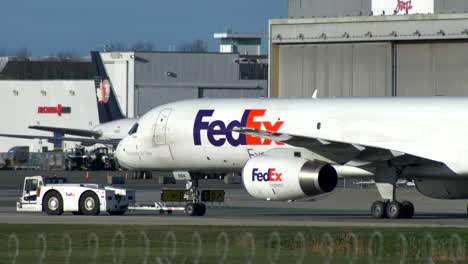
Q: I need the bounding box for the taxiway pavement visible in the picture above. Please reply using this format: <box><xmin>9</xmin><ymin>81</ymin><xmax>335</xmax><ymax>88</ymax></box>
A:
<box><xmin>1</xmin><ymin>170</ymin><xmax>468</xmax><ymax>227</ymax></box>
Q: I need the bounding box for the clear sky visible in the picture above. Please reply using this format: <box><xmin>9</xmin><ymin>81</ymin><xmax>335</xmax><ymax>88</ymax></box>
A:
<box><xmin>1</xmin><ymin>0</ymin><xmax>287</xmax><ymax>56</ymax></box>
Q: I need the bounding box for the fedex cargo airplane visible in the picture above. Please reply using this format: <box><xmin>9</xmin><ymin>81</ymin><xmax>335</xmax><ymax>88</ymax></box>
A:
<box><xmin>116</xmin><ymin>97</ymin><xmax>468</xmax><ymax>219</ymax></box>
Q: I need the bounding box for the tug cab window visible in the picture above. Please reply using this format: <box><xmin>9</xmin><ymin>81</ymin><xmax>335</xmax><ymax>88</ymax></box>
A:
<box><xmin>25</xmin><ymin>179</ymin><xmax>38</xmax><ymax>192</ymax></box>
<box><xmin>128</xmin><ymin>123</ymin><xmax>139</xmax><ymax>135</ymax></box>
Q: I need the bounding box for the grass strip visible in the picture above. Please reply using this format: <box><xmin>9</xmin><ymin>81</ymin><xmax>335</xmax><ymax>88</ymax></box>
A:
<box><xmin>1</xmin><ymin>224</ymin><xmax>468</xmax><ymax>264</ymax></box>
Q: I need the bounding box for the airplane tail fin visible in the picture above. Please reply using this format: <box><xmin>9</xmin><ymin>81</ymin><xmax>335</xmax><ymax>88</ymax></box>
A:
<box><xmin>91</xmin><ymin>51</ymin><xmax>125</xmax><ymax>123</ymax></box>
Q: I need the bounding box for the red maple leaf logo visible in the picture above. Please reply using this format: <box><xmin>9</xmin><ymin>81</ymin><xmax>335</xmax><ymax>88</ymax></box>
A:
<box><xmin>395</xmin><ymin>0</ymin><xmax>413</xmax><ymax>13</ymax></box>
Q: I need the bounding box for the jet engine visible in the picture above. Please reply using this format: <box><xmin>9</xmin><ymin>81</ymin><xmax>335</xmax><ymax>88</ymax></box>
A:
<box><xmin>242</xmin><ymin>156</ymin><xmax>338</xmax><ymax>201</ymax></box>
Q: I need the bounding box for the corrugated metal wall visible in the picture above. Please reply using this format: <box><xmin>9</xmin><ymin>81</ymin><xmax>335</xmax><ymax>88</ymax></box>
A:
<box><xmin>200</xmin><ymin>88</ymin><xmax>265</xmax><ymax>98</ymax></box>
<box><xmin>278</xmin><ymin>43</ymin><xmax>392</xmax><ymax>97</ymax></box>
<box><xmin>135</xmin><ymin>86</ymin><xmax>198</xmax><ymax>115</ymax></box>
<box><xmin>133</xmin><ymin>52</ymin><xmax>267</xmax><ymax>116</ymax></box>
<box><xmin>134</xmin><ymin>52</ymin><xmax>240</xmax><ymax>115</ymax></box>
<box><xmin>397</xmin><ymin>43</ymin><xmax>468</xmax><ymax>96</ymax></box>
<box><xmin>135</xmin><ymin>53</ymin><xmax>240</xmax><ymax>84</ymax></box>
<box><xmin>435</xmin><ymin>0</ymin><xmax>468</xmax><ymax>13</ymax></box>
<box><xmin>288</xmin><ymin>0</ymin><xmax>371</xmax><ymax>18</ymax></box>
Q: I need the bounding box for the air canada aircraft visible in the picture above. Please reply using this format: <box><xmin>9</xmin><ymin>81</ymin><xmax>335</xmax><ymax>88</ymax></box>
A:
<box><xmin>0</xmin><ymin>51</ymin><xmax>136</xmax><ymax>147</ymax></box>
<box><xmin>116</xmin><ymin>97</ymin><xmax>468</xmax><ymax>219</ymax></box>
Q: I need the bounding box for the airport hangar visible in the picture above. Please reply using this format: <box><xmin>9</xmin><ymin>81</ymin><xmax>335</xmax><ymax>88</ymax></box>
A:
<box><xmin>0</xmin><ymin>41</ymin><xmax>267</xmax><ymax>152</ymax></box>
<box><xmin>269</xmin><ymin>0</ymin><xmax>468</xmax><ymax>98</ymax></box>
<box><xmin>99</xmin><ymin>49</ymin><xmax>267</xmax><ymax>119</ymax></box>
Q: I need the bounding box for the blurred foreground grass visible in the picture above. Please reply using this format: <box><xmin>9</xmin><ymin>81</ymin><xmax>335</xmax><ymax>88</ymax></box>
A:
<box><xmin>2</xmin><ymin>224</ymin><xmax>468</xmax><ymax>263</ymax></box>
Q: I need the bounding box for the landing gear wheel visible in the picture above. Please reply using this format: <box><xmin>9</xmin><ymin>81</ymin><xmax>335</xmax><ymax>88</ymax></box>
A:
<box><xmin>80</xmin><ymin>192</ymin><xmax>100</xmax><ymax>215</ymax></box>
<box><xmin>386</xmin><ymin>200</ymin><xmax>402</xmax><ymax>219</ymax></box>
<box><xmin>185</xmin><ymin>203</ymin><xmax>196</xmax><ymax>216</ymax></box>
<box><xmin>401</xmin><ymin>200</ymin><xmax>415</xmax><ymax>218</ymax></box>
<box><xmin>371</xmin><ymin>200</ymin><xmax>387</xmax><ymax>219</ymax></box>
<box><xmin>195</xmin><ymin>203</ymin><xmax>206</xmax><ymax>216</ymax></box>
<box><xmin>44</xmin><ymin>191</ymin><xmax>63</xmax><ymax>215</ymax></box>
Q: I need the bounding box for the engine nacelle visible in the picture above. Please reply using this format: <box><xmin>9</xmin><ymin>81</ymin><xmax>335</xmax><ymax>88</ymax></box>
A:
<box><xmin>242</xmin><ymin>156</ymin><xmax>338</xmax><ymax>201</ymax></box>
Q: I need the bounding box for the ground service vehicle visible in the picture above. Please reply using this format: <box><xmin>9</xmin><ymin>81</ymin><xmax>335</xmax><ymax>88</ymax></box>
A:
<box><xmin>3</xmin><ymin>146</ymin><xmax>29</xmax><ymax>169</ymax></box>
<box><xmin>17</xmin><ymin>176</ymin><xmax>135</xmax><ymax>215</ymax></box>
<box><xmin>64</xmin><ymin>147</ymin><xmax>117</xmax><ymax>171</ymax></box>
<box><xmin>86</xmin><ymin>147</ymin><xmax>117</xmax><ymax>170</ymax></box>
<box><xmin>16</xmin><ymin>176</ymin><xmax>223</xmax><ymax>216</ymax></box>
<box><xmin>64</xmin><ymin>147</ymin><xmax>87</xmax><ymax>171</ymax></box>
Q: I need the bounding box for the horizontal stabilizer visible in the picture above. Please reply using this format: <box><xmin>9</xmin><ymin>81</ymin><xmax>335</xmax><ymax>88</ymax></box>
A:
<box><xmin>29</xmin><ymin>126</ymin><xmax>101</xmax><ymax>138</ymax></box>
<box><xmin>0</xmin><ymin>133</ymin><xmax>119</xmax><ymax>146</ymax></box>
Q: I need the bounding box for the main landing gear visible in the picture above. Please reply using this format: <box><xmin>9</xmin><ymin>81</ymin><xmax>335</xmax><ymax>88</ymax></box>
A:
<box><xmin>371</xmin><ymin>200</ymin><xmax>414</xmax><ymax>219</ymax></box>
<box><xmin>183</xmin><ymin>177</ymin><xmax>206</xmax><ymax>216</ymax></box>
<box><xmin>371</xmin><ymin>167</ymin><xmax>415</xmax><ymax>219</ymax></box>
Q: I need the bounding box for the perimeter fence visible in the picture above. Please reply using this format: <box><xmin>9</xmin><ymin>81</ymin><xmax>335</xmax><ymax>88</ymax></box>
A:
<box><xmin>2</xmin><ymin>228</ymin><xmax>468</xmax><ymax>264</ymax></box>
<box><xmin>0</xmin><ymin>151</ymin><xmax>65</xmax><ymax>170</ymax></box>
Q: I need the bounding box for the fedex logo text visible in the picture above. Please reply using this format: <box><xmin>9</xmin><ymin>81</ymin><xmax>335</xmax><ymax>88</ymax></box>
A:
<box><xmin>193</xmin><ymin>109</ymin><xmax>284</xmax><ymax>147</ymax></box>
<box><xmin>252</xmin><ymin>168</ymin><xmax>283</xmax><ymax>182</ymax></box>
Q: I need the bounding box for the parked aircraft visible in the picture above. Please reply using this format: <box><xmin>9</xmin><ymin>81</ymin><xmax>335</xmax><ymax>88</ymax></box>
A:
<box><xmin>116</xmin><ymin>97</ymin><xmax>468</xmax><ymax>219</ymax></box>
<box><xmin>0</xmin><ymin>118</ymin><xmax>137</xmax><ymax>146</ymax></box>
<box><xmin>0</xmin><ymin>51</ymin><xmax>136</xmax><ymax>147</ymax></box>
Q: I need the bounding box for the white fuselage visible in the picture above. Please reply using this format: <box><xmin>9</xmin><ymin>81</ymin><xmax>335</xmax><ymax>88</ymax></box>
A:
<box><xmin>115</xmin><ymin>97</ymin><xmax>468</xmax><ymax>177</ymax></box>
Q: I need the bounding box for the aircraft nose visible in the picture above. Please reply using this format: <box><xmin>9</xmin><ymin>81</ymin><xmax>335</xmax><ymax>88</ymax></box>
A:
<box><xmin>115</xmin><ymin>137</ymin><xmax>131</xmax><ymax>169</ymax></box>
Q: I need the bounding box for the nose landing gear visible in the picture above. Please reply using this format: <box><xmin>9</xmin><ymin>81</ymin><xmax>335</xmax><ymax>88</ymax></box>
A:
<box><xmin>185</xmin><ymin>202</ymin><xmax>206</xmax><ymax>216</ymax></box>
<box><xmin>183</xmin><ymin>176</ymin><xmax>206</xmax><ymax>216</ymax></box>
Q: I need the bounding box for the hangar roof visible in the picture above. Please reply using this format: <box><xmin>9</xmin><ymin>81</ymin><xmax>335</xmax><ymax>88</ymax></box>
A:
<box><xmin>270</xmin><ymin>13</ymin><xmax>468</xmax><ymax>43</ymax></box>
<box><xmin>0</xmin><ymin>57</ymin><xmax>92</xmax><ymax>80</ymax></box>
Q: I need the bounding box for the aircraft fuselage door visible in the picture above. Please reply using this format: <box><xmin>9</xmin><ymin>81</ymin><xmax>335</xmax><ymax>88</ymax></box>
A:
<box><xmin>153</xmin><ymin>108</ymin><xmax>172</xmax><ymax>145</ymax></box>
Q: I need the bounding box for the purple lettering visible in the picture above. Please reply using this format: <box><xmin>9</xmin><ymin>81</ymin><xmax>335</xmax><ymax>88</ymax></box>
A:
<box><xmin>193</xmin><ymin>109</ymin><xmax>283</xmax><ymax>147</ymax></box>
<box><xmin>252</xmin><ymin>168</ymin><xmax>283</xmax><ymax>182</ymax></box>
<box><xmin>225</xmin><ymin>120</ymin><xmax>243</xmax><ymax>146</ymax></box>
<box><xmin>252</xmin><ymin>168</ymin><xmax>259</xmax><ymax>181</ymax></box>
<box><xmin>193</xmin><ymin>110</ymin><xmax>214</xmax><ymax>145</ymax></box>
<box><xmin>207</xmin><ymin>120</ymin><xmax>226</xmax><ymax>147</ymax></box>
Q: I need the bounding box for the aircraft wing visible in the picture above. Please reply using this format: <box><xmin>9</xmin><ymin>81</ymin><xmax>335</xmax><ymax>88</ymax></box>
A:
<box><xmin>28</xmin><ymin>126</ymin><xmax>102</xmax><ymax>138</ymax></box>
<box><xmin>0</xmin><ymin>133</ymin><xmax>119</xmax><ymax>146</ymax></box>
<box><xmin>233</xmin><ymin>127</ymin><xmax>434</xmax><ymax>166</ymax></box>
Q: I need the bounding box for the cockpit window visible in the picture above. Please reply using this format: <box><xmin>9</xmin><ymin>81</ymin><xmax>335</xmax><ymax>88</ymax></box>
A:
<box><xmin>128</xmin><ymin>123</ymin><xmax>139</xmax><ymax>135</ymax></box>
